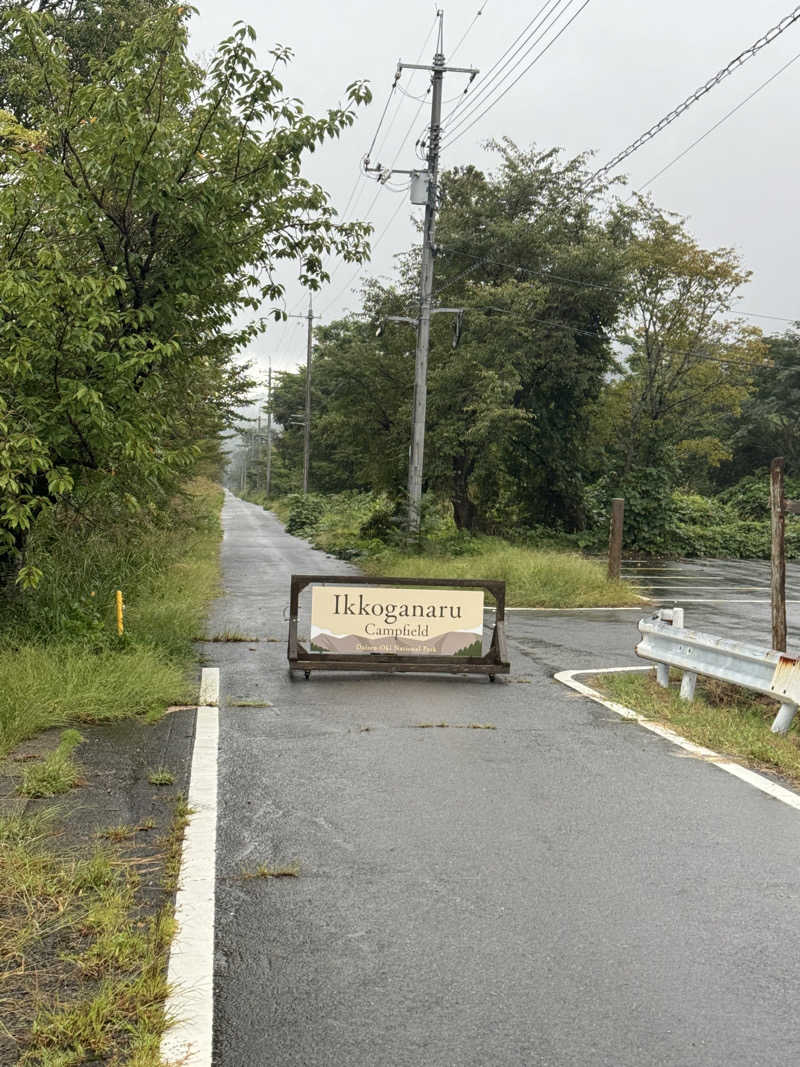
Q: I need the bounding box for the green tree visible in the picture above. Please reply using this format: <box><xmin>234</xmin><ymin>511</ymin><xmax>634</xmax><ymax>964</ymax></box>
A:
<box><xmin>412</xmin><ymin>141</ymin><xmax>627</xmax><ymax>531</ymax></box>
<box><xmin>0</xmin><ymin>6</ymin><xmax>370</xmax><ymax>585</ymax></box>
<box><xmin>584</xmin><ymin>199</ymin><xmax>764</xmax><ymax>549</ymax></box>
<box><xmin>272</xmin><ymin>143</ymin><xmax>628</xmax><ymax>533</ymax></box>
<box><xmin>0</xmin><ymin>1</ymin><xmax>175</xmax><ymax>118</ymax></box>
<box><xmin>720</xmin><ymin>330</ymin><xmax>800</xmax><ymax>483</ymax></box>
<box><xmin>615</xmin><ymin>200</ymin><xmax>762</xmax><ymax>476</ymax></box>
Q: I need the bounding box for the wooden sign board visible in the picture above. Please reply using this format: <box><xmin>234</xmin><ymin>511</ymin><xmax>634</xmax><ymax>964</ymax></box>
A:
<box><xmin>288</xmin><ymin>575</ymin><xmax>509</xmax><ymax>681</ymax></box>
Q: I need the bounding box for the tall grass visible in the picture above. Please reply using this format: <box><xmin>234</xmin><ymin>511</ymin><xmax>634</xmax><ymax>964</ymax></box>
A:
<box><xmin>258</xmin><ymin>491</ymin><xmax>639</xmax><ymax>608</ymax></box>
<box><xmin>364</xmin><ymin>541</ymin><xmax>641</xmax><ymax>608</ymax></box>
<box><xmin>0</xmin><ymin>479</ymin><xmax>222</xmax><ymax>755</ymax></box>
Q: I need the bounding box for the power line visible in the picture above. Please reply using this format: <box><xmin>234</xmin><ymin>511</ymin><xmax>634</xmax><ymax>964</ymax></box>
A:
<box><xmin>634</xmin><ymin>48</ymin><xmax>800</xmax><ymax>193</ymax></box>
<box><xmin>441</xmin><ymin>0</ymin><xmax>594</xmax><ymax>151</ymax></box>
<box><xmin>442</xmin><ymin>0</ymin><xmax>573</xmax><ymax>144</ymax></box>
<box><xmin>373</xmin><ymin>16</ymin><xmax>438</xmax><ymax>165</ymax></box>
<box><xmin>320</xmin><ymin>196</ymin><xmax>409</xmax><ymax>317</ymax></box>
<box><xmin>440</xmin><ymin>303</ymin><xmax>772</xmax><ymax>369</ymax></box>
<box><xmin>588</xmin><ymin>4</ymin><xmax>800</xmax><ymax>187</ymax></box>
<box><xmin>317</xmin><ymin>19</ymin><xmax>439</xmax><ymax>314</ymax></box>
<box><xmin>440</xmin><ymin>0</ymin><xmax>554</xmax><ymax>130</ymax></box>
<box><xmin>365</xmin><ymin>80</ymin><xmax>399</xmax><ymax>165</ymax></box>
<box><xmin>449</xmin><ymin>1</ymin><xmax>492</xmax><ymax>60</ymax></box>
<box><xmin>436</xmin><ymin>246</ymin><xmax>799</xmax><ymax>324</ymax></box>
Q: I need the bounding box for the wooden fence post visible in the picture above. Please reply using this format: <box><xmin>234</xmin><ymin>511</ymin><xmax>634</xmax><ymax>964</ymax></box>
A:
<box><xmin>608</xmin><ymin>498</ymin><xmax>624</xmax><ymax>581</ymax></box>
<box><xmin>770</xmin><ymin>457</ymin><xmax>787</xmax><ymax>652</ymax></box>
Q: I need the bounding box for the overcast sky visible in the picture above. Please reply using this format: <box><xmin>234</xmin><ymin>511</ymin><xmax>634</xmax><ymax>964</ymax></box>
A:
<box><xmin>189</xmin><ymin>0</ymin><xmax>800</xmax><ymax>394</ymax></box>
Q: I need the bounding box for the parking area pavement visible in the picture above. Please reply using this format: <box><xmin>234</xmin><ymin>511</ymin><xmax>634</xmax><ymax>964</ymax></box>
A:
<box><xmin>623</xmin><ymin>558</ymin><xmax>800</xmax><ymax>649</ymax></box>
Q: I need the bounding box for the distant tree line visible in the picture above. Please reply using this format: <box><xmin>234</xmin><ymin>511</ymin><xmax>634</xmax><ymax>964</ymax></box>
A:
<box><xmin>266</xmin><ymin>140</ymin><xmax>796</xmax><ymax>549</ymax></box>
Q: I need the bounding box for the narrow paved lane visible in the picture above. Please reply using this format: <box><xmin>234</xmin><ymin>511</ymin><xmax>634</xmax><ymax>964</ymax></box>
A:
<box><xmin>211</xmin><ymin>493</ymin><xmax>800</xmax><ymax>1066</ymax></box>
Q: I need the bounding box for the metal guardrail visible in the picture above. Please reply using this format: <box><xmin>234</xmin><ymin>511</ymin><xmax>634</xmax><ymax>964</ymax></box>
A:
<box><xmin>636</xmin><ymin>610</ymin><xmax>800</xmax><ymax>735</ymax></box>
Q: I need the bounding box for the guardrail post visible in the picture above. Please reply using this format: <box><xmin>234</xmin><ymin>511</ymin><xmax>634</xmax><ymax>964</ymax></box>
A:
<box><xmin>771</xmin><ymin>702</ymin><xmax>798</xmax><ymax>735</ymax></box>
<box><xmin>656</xmin><ymin>663</ymin><xmax>669</xmax><ymax>688</ymax></box>
<box><xmin>679</xmin><ymin>671</ymin><xmax>697</xmax><ymax>701</ymax></box>
<box><xmin>607</xmin><ymin>498</ymin><xmax>624</xmax><ymax>581</ymax></box>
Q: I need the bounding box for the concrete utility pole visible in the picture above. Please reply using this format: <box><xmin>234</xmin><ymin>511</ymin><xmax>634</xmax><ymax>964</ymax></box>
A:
<box><xmin>407</xmin><ymin>26</ymin><xmax>445</xmax><ymax>538</ymax></box>
<box><xmin>367</xmin><ymin>12</ymin><xmax>477</xmax><ymax>538</ymax></box>
<box><xmin>771</xmin><ymin>457</ymin><xmax>787</xmax><ymax>652</ymax></box>
<box><xmin>266</xmin><ymin>357</ymin><xmax>273</xmax><ymax>499</ymax></box>
<box><xmin>303</xmin><ymin>294</ymin><xmax>313</xmax><ymax>495</ymax></box>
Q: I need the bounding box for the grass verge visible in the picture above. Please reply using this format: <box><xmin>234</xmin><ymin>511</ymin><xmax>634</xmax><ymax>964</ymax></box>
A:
<box><xmin>0</xmin><ymin>478</ymin><xmax>222</xmax><ymax>757</ymax></box>
<box><xmin>0</xmin><ymin>795</ymin><xmax>190</xmax><ymax>1065</ymax></box>
<box><xmin>594</xmin><ymin>670</ymin><xmax>800</xmax><ymax>787</ymax></box>
<box><xmin>364</xmin><ymin>542</ymin><xmax>640</xmax><ymax>608</ymax></box>
<box><xmin>253</xmin><ymin>491</ymin><xmax>640</xmax><ymax>608</ymax></box>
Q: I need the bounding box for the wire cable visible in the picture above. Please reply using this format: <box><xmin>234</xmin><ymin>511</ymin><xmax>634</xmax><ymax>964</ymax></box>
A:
<box><xmin>440</xmin><ymin>0</ymin><xmax>554</xmax><ymax>130</ymax></box>
<box><xmin>444</xmin><ymin>303</ymin><xmax>771</xmax><ymax>368</ymax></box>
<box><xmin>449</xmin><ymin>1</ymin><xmax>492</xmax><ymax>60</ymax></box>
<box><xmin>634</xmin><ymin>47</ymin><xmax>800</xmax><ymax>193</ymax></box>
<box><xmin>441</xmin><ymin>0</ymin><xmax>594</xmax><ymax>151</ymax></box>
<box><xmin>437</xmin><ymin>245</ymin><xmax>799</xmax><ymax>324</ymax></box>
<box><xmin>365</xmin><ymin>82</ymin><xmax>398</xmax><ymax>165</ymax></box>
<box><xmin>316</xmin><ymin>17</ymin><xmax>438</xmax><ymax>314</ymax></box>
<box><xmin>320</xmin><ymin>195</ymin><xmax>410</xmax><ymax>317</ymax></box>
<box><xmin>588</xmin><ymin>4</ymin><xmax>800</xmax><ymax>187</ymax></box>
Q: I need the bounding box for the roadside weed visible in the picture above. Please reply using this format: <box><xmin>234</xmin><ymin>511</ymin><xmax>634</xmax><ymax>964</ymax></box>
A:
<box><xmin>242</xmin><ymin>861</ymin><xmax>301</xmax><ymax>880</ymax></box>
<box><xmin>1</xmin><ymin>791</ymin><xmax>191</xmax><ymax>1063</ymax></box>
<box><xmin>148</xmin><ymin>768</ymin><xmax>174</xmax><ymax>786</ymax></box>
<box><xmin>19</xmin><ymin>730</ymin><xmax>84</xmax><ymax>797</ymax></box>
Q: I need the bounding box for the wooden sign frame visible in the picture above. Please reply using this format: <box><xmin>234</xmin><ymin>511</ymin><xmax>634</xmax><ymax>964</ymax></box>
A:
<box><xmin>288</xmin><ymin>574</ymin><xmax>510</xmax><ymax>681</ymax></box>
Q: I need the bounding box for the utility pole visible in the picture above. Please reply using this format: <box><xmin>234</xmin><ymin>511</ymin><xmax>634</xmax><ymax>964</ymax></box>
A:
<box><xmin>285</xmin><ymin>299</ymin><xmax>318</xmax><ymax>495</ymax></box>
<box><xmin>265</xmin><ymin>357</ymin><xmax>273</xmax><ymax>499</ymax></box>
<box><xmin>367</xmin><ymin>13</ymin><xmax>477</xmax><ymax>537</ymax></box>
<box><xmin>771</xmin><ymin>457</ymin><xmax>787</xmax><ymax>652</ymax></box>
<box><xmin>303</xmin><ymin>293</ymin><xmax>313</xmax><ymax>495</ymax></box>
<box><xmin>240</xmin><ymin>432</ymin><xmax>248</xmax><ymax>494</ymax></box>
<box><xmin>255</xmin><ymin>414</ymin><xmax>261</xmax><ymax>490</ymax></box>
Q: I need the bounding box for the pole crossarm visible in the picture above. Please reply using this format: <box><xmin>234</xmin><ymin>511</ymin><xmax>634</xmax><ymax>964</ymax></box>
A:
<box><xmin>399</xmin><ymin>63</ymin><xmax>478</xmax><ymax>75</ymax></box>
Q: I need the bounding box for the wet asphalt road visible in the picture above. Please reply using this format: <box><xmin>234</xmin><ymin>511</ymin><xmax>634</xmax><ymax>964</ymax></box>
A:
<box><xmin>211</xmin><ymin>493</ymin><xmax>800</xmax><ymax>1066</ymax></box>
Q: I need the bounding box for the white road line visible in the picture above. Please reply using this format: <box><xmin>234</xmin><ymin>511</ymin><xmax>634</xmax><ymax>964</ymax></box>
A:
<box><xmin>646</xmin><ymin>598</ymin><xmax>800</xmax><ymax>605</ymax></box>
<box><xmin>622</xmin><ymin>574</ymin><xmax>727</xmax><ymax>580</ymax></box>
<box><xmin>160</xmin><ymin>667</ymin><xmax>220</xmax><ymax>1067</ymax></box>
<box><xmin>631</xmin><ymin>587</ymin><xmax>771</xmax><ymax>593</ymax></box>
<box><xmin>555</xmin><ymin>667</ymin><xmax>800</xmax><ymax>813</ymax></box>
<box><xmin>500</xmin><ymin>606</ymin><xmax>647</xmax><ymax>612</ymax></box>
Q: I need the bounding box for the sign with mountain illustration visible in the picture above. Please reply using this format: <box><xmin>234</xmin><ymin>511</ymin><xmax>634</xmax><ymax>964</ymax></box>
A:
<box><xmin>310</xmin><ymin>585</ymin><xmax>484</xmax><ymax>657</ymax></box>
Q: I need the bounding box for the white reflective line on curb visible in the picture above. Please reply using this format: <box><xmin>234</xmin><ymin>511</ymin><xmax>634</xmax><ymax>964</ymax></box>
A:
<box><xmin>633</xmin><ymin>586</ymin><xmax>769</xmax><ymax>592</ymax></box>
<box><xmin>622</xmin><ymin>575</ymin><xmax>727</xmax><ymax>580</ymax></box>
<box><xmin>647</xmin><ymin>599</ymin><xmax>800</xmax><ymax>605</ymax></box>
<box><xmin>501</xmin><ymin>606</ymin><xmax>648</xmax><ymax>612</ymax></box>
<box><xmin>160</xmin><ymin>667</ymin><xmax>219</xmax><ymax>1066</ymax></box>
<box><xmin>555</xmin><ymin>667</ymin><xmax>800</xmax><ymax>814</ymax></box>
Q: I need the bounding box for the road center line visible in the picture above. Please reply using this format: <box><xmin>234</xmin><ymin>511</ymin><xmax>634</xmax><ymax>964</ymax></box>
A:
<box><xmin>555</xmin><ymin>667</ymin><xmax>800</xmax><ymax>813</ymax></box>
<box><xmin>160</xmin><ymin>667</ymin><xmax>220</xmax><ymax>1067</ymax></box>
